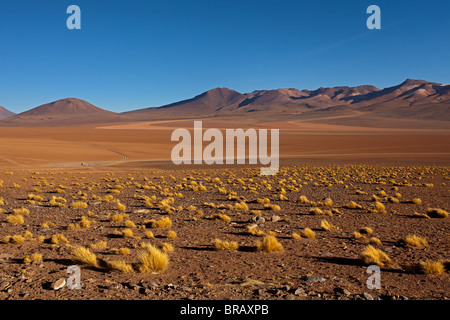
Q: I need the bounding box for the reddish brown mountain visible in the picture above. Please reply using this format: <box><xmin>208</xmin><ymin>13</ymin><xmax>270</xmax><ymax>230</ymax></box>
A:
<box><xmin>125</xmin><ymin>79</ymin><xmax>449</xmax><ymax>122</ymax></box>
<box><xmin>1</xmin><ymin>98</ymin><xmax>122</xmax><ymax>126</ymax></box>
<box><xmin>0</xmin><ymin>106</ymin><xmax>16</xmax><ymax>120</ymax></box>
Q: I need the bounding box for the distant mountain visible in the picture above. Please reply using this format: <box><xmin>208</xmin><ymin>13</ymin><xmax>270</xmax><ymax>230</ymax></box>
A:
<box><xmin>0</xmin><ymin>106</ymin><xmax>16</xmax><ymax>120</ymax></box>
<box><xmin>1</xmin><ymin>98</ymin><xmax>122</xmax><ymax>126</ymax></box>
<box><xmin>124</xmin><ymin>79</ymin><xmax>450</xmax><ymax>121</ymax></box>
<box><xmin>1</xmin><ymin>79</ymin><xmax>449</xmax><ymax>127</ymax></box>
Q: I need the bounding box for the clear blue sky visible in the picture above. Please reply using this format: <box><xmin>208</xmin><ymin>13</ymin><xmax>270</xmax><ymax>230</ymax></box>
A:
<box><xmin>1</xmin><ymin>0</ymin><xmax>449</xmax><ymax>113</ymax></box>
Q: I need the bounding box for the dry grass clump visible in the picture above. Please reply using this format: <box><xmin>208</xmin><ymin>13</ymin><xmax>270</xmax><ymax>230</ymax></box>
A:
<box><xmin>256</xmin><ymin>235</ymin><xmax>284</xmax><ymax>252</ymax></box>
<box><xmin>264</xmin><ymin>204</ymin><xmax>281</xmax><ymax>211</ymax></box>
<box><xmin>403</xmin><ymin>235</ymin><xmax>428</xmax><ymax>248</ymax></box>
<box><xmin>135</xmin><ymin>244</ymin><xmax>169</xmax><ymax>273</ymax></box>
<box><xmin>344</xmin><ymin>201</ymin><xmax>363</xmax><ymax>209</ymax></box>
<box><xmin>166</xmin><ymin>230</ymin><xmax>177</xmax><ymax>239</ymax></box>
<box><xmin>300</xmin><ymin>228</ymin><xmax>316</xmax><ymax>239</ymax></box>
<box><xmin>234</xmin><ymin>202</ymin><xmax>249</xmax><ymax>211</ymax></box>
<box><xmin>211</xmin><ymin>213</ymin><xmax>231</xmax><ymax>223</ymax></box>
<box><xmin>310</xmin><ymin>207</ymin><xmax>324</xmax><ymax>215</ymax></box>
<box><xmin>320</xmin><ymin>219</ymin><xmax>338</xmax><ymax>231</ymax></box>
<box><xmin>360</xmin><ymin>245</ymin><xmax>393</xmax><ymax>267</ymax></box>
<box><xmin>121</xmin><ymin>228</ymin><xmax>135</xmax><ymax>238</ymax></box>
<box><xmin>213</xmin><ymin>238</ymin><xmax>239</xmax><ymax>251</ymax></box>
<box><xmin>72</xmin><ymin>246</ymin><xmax>99</xmax><ymax>268</ymax></box>
<box><xmin>71</xmin><ymin>201</ymin><xmax>88</xmax><ymax>209</ymax></box>
<box><xmin>10</xmin><ymin>235</ymin><xmax>25</xmax><ymax>244</ymax></box>
<box><xmin>23</xmin><ymin>253</ymin><xmax>43</xmax><ymax>264</ymax></box>
<box><xmin>413</xmin><ymin>212</ymin><xmax>431</xmax><ymax>219</ymax></box>
<box><xmin>373</xmin><ymin>201</ymin><xmax>386</xmax><ymax>213</ymax></box>
<box><xmin>426</xmin><ymin>208</ymin><xmax>449</xmax><ymax>218</ymax></box>
<box><xmin>246</xmin><ymin>225</ymin><xmax>265</xmax><ymax>236</ymax></box>
<box><xmin>359</xmin><ymin>227</ymin><xmax>373</xmax><ymax>235</ymax></box>
<box><xmin>12</xmin><ymin>208</ymin><xmax>30</xmax><ymax>215</ymax></box>
<box><xmin>110</xmin><ymin>213</ymin><xmax>127</xmax><ymax>222</ymax></box>
<box><xmin>105</xmin><ymin>260</ymin><xmax>134</xmax><ymax>273</ymax></box>
<box><xmin>51</xmin><ymin>234</ymin><xmax>69</xmax><ymax>245</ymax></box>
<box><xmin>369</xmin><ymin>237</ymin><xmax>382</xmax><ymax>245</ymax></box>
<box><xmin>111</xmin><ymin>247</ymin><xmax>131</xmax><ymax>255</ymax></box>
<box><xmin>6</xmin><ymin>214</ymin><xmax>24</xmax><ymax>224</ymax></box>
<box><xmin>116</xmin><ymin>202</ymin><xmax>126</xmax><ymax>211</ymax></box>
<box><xmin>49</xmin><ymin>196</ymin><xmax>67</xmax><ymax>208</ymax></box>
<box><xmin>419</xmin><ymin>260</ymin><xmax>445</xmax><ymax>276</ymax></box>
<box><xmin>147</xmin><ymin>217</ymin><xmax>173</xmax><ymax>228</ymax></box>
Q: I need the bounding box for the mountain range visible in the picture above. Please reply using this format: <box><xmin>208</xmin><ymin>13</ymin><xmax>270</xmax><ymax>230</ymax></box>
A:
<box><xmin>1</xmin><ymin>79</ymin><xmax>449</xmax><ymax>126</ymax></box>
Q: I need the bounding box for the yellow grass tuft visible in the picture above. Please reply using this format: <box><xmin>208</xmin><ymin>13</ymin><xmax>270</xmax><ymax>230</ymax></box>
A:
<box><xmin>166</xmin><ymin>230</ymin><xmax>177</xmax><ymax>239</ymax></box>
<box><xmin>369</xmin><ymin>237</ymin><xmax>382</xmax><ymax>245</ymax></box>
<box><xmin>11</xmin><ymin>235</ymin><xmax>25</xmax><ymax>244</ymax></box>
<box><xmin>12</xmin><ymin>208</ymin><xmax>30</xmax><ymax>215</ymax></box>
<box><xmin>359</xmin><ymin>227</ymin><xmax>373</xmax><ymax>235</ymax></box>
<box><xmin>211</xmin><ymin>213</ymin><xmax>231</xmax><ymax>223</ymax></box>
<box><xmin>374</xmin><ymin>201</ymin><xmax>386</xmax><ymax>213</ymax></box>
<box><xmin>420</xmin><ymin>260</ymin><xmax>445</xmax><ymax>275</ymax></box>
<box><xmin>147</xmin><ymin>217</ymin><xmax>173</xmax><ymax>228</ymax></box>
<box><xmin>320</xmin><ymin>219</ymin><xmax>336</xmax><ymax>231</ymax></box>
<box><xmin>404</xmin><ymin>235</ymin><xmax>428</xmax><ymax>248</ymax></box>
<box><xmin>116</xmin><ymin>202</ymin><xmax>126</xmax><ymax>211</ymax></box>
<box><xmin>256</xmin><ymin>235</ymin><xmax>284</xmax><ymax>252</ymax></box>
<box><xmin>105</xmin><ymin>260</ymin><xmax>134</xmax><ymax>273</ymax></box>
<box><xmin>264</xmin><ymin>204</ymin><xmax>281</xmax><ymax>211</ymax></box>
<box><xmin>360</xmin><ymin>245</ymin><xmax>393</xmax><ymax>267</ymax></box>
<box><xmin>72</xmin><ymin>246</ymin><xmax>99</xmax><ymax>267</ymax></box>
<box><xmin>6</xmin><ymin>214</ymin><xmax>24</xmax><ymax>224</ymax></box>
<box><xmin>310</xmin><ymin>207</ymin><xmax>324</xmax><ymax>215</ymax></box>
<box><xmin>234</xmin><ymin>202</ymin><xmax>249</xmax><ymax>211</ymax></box>
<box><xmin>51</xmin><ymin>234</ymin><xmax>69</xmax><ymax>245</ymax></box>
<box><xmin>301</xmin><ymin>228</ymin><xmax>316</xmax><ymax>239</ymax></box>
<box><xmin>344</xmin><ymin>201</ymin><xmax>363</xmax><ymax>209</ymax></box>
<box><xmin>213</xmin><ymin>238</ymin><xmax>239</xmax><ymax>251</ymax></box>
<box><xmin>136</xmin><ymin>244</ymin><xmax>169</xmax><ymax>273</ymax></box>
<box><xmin>426</xmin><ymin>208</ymin><xmax>449</xmax><ymax>218</ymax></box>
<box><xmin>71</xmin><ymin>201</ymin><xmax>88</xmax><ymax>209</ymax></box>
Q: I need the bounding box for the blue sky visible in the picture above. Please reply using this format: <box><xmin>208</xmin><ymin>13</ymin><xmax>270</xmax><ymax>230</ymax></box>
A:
<box><xmin>0</xmin><ymin>0</ymin><xmax>449</xmax><ymax>113</ymax></box>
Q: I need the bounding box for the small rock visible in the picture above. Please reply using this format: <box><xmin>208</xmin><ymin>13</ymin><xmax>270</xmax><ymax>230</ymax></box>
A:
<box><xmin>303</xmin><ymin>276</ymin><xmax>326</xmax><ymax>283</ymax></box>
<box><xmin>251</xmin><ymin>216</ymin><xmax>265</xmax><ymax>225</ymax></box>
<box><xmin>133</xmin><ymin>209</ymin><xmax>151</xmax><ymax>214</ymax></box>
<box><xmin>320</xmin><ymin>252</ymin><xmax>333</xmax><ymax>257</ymax></box>
<box><xmin>51</xmin><ymin>278</ymin><xmax>66</xmax><ymax>291</ymax></box>
<box><xmin>334</xmin><ymin>287</ymin><xmax>351</xmax><ymax>296</ymax></box>
<box><xmin>0</xmin><ymin>281</ymin><xmax>11</xmax><ymax>291</ymax></box>
<box><xmin>271</xmin><ymin>215</ymin><xmax>281</xmax><ymax>222</ymax></box>
<box><xmin>363</xmin><ymin>292</ymin><xmax>374</xmax><ymax>300</ymax></box>
<box><xmin>294</xmin><ymin>287</ymin><xmax>305</xmax><ymax>295</ymax></box>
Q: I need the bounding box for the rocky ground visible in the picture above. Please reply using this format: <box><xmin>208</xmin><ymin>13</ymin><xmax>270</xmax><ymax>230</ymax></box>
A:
<box><xmin>0</xmin><ymin>162</ymin><xmax>449</xmax><ymax>300</ymax></box>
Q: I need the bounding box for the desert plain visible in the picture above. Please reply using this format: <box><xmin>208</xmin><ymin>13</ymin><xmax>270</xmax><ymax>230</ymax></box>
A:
<box><xmin>0</xmin><ymin>116</ymin><xmax>448</xmax><ymax>301</ymax></box>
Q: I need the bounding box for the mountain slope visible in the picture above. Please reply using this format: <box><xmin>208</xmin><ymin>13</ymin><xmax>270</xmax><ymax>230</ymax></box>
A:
<box><xmin>0</xmin><ymin>106</ymin><xmax>16</xmax><ymax>120</ymax></box>
<box><xmin>1</xmin><ymin>98</ymin><xmax>122</xmax><ymax>126</ymax></box>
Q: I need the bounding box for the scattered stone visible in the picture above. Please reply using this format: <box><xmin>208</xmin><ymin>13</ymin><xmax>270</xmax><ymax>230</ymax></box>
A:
<box><xmin>363</xmin><ymin>292</ymin><xmax>374</xmax><ymax>300</ymax></box>
<box><xmin>133</xmin><ymin>209</ymin><xmax>151</xmax><ymax>214</ymax></box>
<box><xmin>251</xmin><ymin>216</ymin><xmax>265</xmax><ymax>225</ymax></box>
<box><xmin>294</xmin><ymin>287</ymin><xmax>305</xmax><ymax>295</ymax></box>
<box><xmin>320</xmin><ymin>252</ymin><xmax>333</xmax><ymax>257</ymax></box>
<box><xmin>334</xmin><ymin>287</ymin><xmax>351</xmax><ymax>296</ymax></box>
<box><xmin>51</xmin><ymin>278</ymin><xmax>66</xmax><ymax>291</ymax></box>
<box><xmin>271</xmin><ymin>215</ymin><xmax>281</xmax><ymax>222</ymax></box>
<box><xmin>303</xmin><ymin>276</ymin><xmax>326</xmax><ymax>283</ymax></box>
<box><xmin>0</xmin><ymin>281</ymin><xmax>11</xmax><ymax>291</ymax></box>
